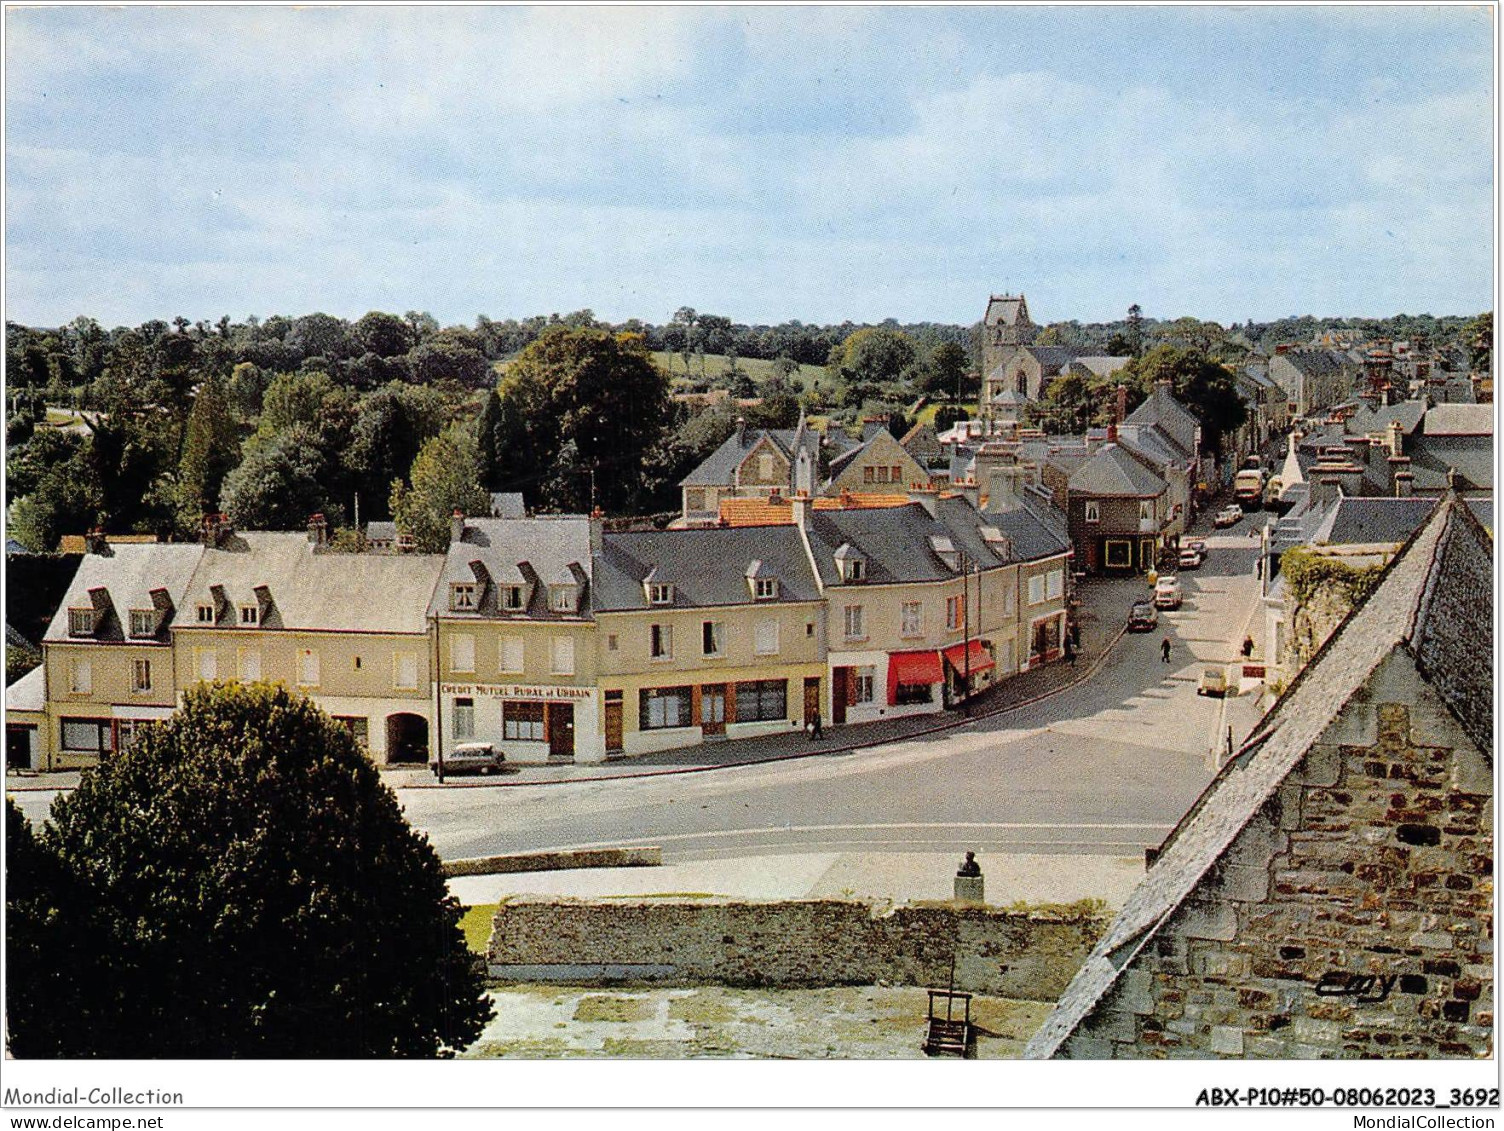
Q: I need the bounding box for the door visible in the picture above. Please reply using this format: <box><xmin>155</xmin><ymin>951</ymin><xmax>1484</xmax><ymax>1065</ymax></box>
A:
<box><xmin>604</xmin><ymin>696</ymin><xmax>623</xmax><ymax>754</ymax></box>
<box><xmin>831</xmin><ymin>668</ymin><xmax>849</xmax><ymax>725</ymax></box>
<box><xmin>547</xmin><ymin>703</ymin><xmax>575</xmax><ymax>760</ymax></box>
<box><xmin>700</xmin><ymin>684</ymin><xmax>727</xmax><ymax>737</ymax></box>
<box><xmin>1139</xmin><ymin>538</ymin><xmax>1157</xmax><ymax>571</ymax></box>
<box><xmin>803</xmin><ymin>678</ymin><xmax>821</xmax><ymax>726</ymax></box>
<box><xmin>6</xmin><ymin>725</ymin><xmax>34</xmax><ymax>771</ymax></box>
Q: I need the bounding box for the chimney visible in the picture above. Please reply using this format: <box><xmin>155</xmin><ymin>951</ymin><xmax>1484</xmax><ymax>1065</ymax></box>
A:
<box><xmin>790</xmin><ymin>493</ymin><xmax>811</xmax><ymax>529</ymax></box>
<box><xmin>1155</xmin><ymin>378</ymin><xmax>1173</xmax><ymax>397</ymax></box>
<box><xmin>907</xmin><ymin>487</ymin><xmax>938</xmax><ymax>518</ymax></box>
<box><xmin>1115</xmin><ymin>383</ymin><xmax>1128</xmax><ymax>425</ymax></box>
<box><xmin>307</xmin><ymin>512</ymin><xmax>328</xmax><ymax>546</ymax></box>
<box><xmin>1393</xmin><ymin>470</ymin><xmax>1414</xmax><ymax>498</ymax></box>
<box><xmin>1386</xmin><ymin>419</ymin><xmax>1404</xmax><ymax>458</ymax></box>
<box><xmin>588</xmin><ymin>515</ymin><xmax>605</xmax><ymax>554</ymax></box>
<box><xmin>450</xmin><ymin>508</ymin><xmax>465</xmax><ymax>545</ymax></box>
<box><xmin>1308</xmin><ymin>472</ymin><xmax>1342</xmax><ymax>507</ymax></box>
<box><xmin>84</xmin><ymin>526</ymin><xmax>109</xmax><ymax>555</ymax></box>
<box><xmin>735</xmin><ymin>417</ymin><xmax>747</xmax><ymax>446</ymax></box>
<box><xmin>1106</xmin><ymin>423</ymin><xmax>1118</xmax><ymax>444</ymax></box>
<box><xmin>984</xmin><ymin>467</ymin><xmax>1022</xmax><ymax>516</ymax></box>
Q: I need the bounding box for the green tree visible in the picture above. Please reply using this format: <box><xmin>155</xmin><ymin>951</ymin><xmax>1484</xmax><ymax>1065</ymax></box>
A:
<box><xmin>1467</xmin><ymin>311</ymin><xmax>1492</xmax><ymax>373</ymax></box>
<box><xmin>390</xmin><ymin>428</ymin><xmax>490</xmax><ymax>551</ymax></box>
<box><xmin>5</xmin><ymin>684</ymin><xmax>492</xmax><ymax>1057</ymax></box>
<box><xmin>220</xmin><ymin>426</ymin><xmax>336</xmax><ymax>530</ymax></box>
<box><xmin>830</xmin><ymin>327</ymin><xmax>917</xmax><ymax>388</ymax></box>
<box><xmin>409</xmin><ymin>330</ymin><xmax>491</xmax><ymax>388</ymax></box>
<box><xmin>475</xmin><ymin>388</ymin><xmax>504</xmax><ymax>490</ymax></box>
<box><xmin>353</xmin><ymin>310</ymin><xmax>414</xmax><ymax>359</ymax></box>
<box><xmin>175</xmin><ymin>375</ymin><xmax>240</xmax><ymax>524</ymax></box>
<box><xmin>1121</xmin><ymin>344</ymin><xmax>1247</xmax><ymax>453</ymax></box>
<box><xmin>929</xmin><ymin>341</ymin><xmax>971</xmax><ymax>400</ymax></box>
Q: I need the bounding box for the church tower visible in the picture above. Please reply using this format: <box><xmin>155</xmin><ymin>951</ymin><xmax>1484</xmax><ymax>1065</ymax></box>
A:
<box><xmin>980</xmin><ymin>294</ymin><xmax>1038</xmax><ymax>416</ymax></box>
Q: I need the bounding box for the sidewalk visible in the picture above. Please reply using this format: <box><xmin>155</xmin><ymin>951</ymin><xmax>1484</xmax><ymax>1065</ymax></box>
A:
<box><xmin>4</xmin><ymin>576</ymin><xmax>1149</xmax><ymax>796</ymax></box>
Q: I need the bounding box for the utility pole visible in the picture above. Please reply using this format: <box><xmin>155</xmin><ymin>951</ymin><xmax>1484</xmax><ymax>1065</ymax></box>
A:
<box><xmin>961</xmin><ymin>552</ymin><xmax>972</xmax><ymax>716</ymax></box>
<box><xmin>430</xmin><ymin>613</ymin><xmax>445</xmax><ymax>783</ymax></box>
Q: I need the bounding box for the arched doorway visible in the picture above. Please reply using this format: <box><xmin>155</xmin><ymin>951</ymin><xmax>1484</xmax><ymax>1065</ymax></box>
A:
<box><xmin>385</xmin><ymin>712</ymin><xmax>429</xmax><ymax>764</ymax></box>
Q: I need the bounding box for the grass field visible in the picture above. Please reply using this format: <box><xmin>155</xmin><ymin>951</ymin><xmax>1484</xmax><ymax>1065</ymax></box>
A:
<box><xmin>460</xmin><ymin>903</ymin><xmax>497</xmax><ymax>954</ymax></box>
<box><xmin>650</xmin><ymin>351</ymin><xmax>826</xmax><ymax>387</ymax></box>
<box><xmin>913</xmin><ymin>401</ymin><xmax>979</xmax><ymax>427</ymax></box>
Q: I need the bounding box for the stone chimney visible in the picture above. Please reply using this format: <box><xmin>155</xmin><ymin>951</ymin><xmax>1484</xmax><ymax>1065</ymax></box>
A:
<box><xmin>307</xmin><ymin>512</ymin><xmax>328</xmax><ymax>546</ymax></box>
<box><xmin>735</xmin><ymin>417</ymin><xmax>747</xmax><ymax>446</ymax></box>
<box><xmin>84</xmin><ymin>526</ymin><xmax>109</xmax><ymax>555</ymax></box>
<box><xmin>790</xmin><ymin>493</ymin><xmax>811</xmax><ymax>529</ymax></box>
<box><xmin>1393</xmin><ymin>470</ymin><xmax>1415</xmax><ymax>498</ymax></box>
<box><xmin>450</xmin><ymin>508</ymin><xmax>465</xmax><ymax>545</ymax></box>
<box><xmin>1115</xmin><ymin>383</ymin><xmax>1128</xmax><ymax>425</ymax></box>
<box><xmin>200</xmin><ymin>513</ymin><xmax>234</xmax><ymax>548</ymax></box>
<box><xmin>588</xmin><ymin>515</ymin><xmax>605</xmax><ymax>554</ymax></box>
<box><xmin>1386</xmin><ymin>419</ymin><xmax>1404</xmax><ymax>458</ymax></box>
<box><xmin>984</xmin><ymin>466</ymin><xmax>1024</xmax><ymax>516</ymax></box>
<box><xmin>1106</xmin><ymin>423</ymin><xmax>1118</xmax><ymax>443</ymax></box>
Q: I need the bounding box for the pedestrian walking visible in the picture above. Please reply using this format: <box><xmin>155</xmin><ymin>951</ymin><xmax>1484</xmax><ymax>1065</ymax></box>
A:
<box><xmin>1161</xmin><ymin>636</ymin><xmax>1172</xmax><ymax>664</ymax></box>
<box><xmin>809</xmin><ymin>708</ymin><xmax>823</xmax><ymax>740</ymax></box>
<box><xmin>1065</xmin><ymin>637</ymin><xmax>1077</xmax><ymax>667</ymax></box>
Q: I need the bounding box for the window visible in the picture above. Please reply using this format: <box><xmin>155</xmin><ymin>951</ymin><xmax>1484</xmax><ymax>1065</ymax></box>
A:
<box><xmin>702</xmin><ymin>621</ymin><xmax>725</xmax><ymax>657</ymax></box>
<box><xmin>131</xmin><ymin>659</ymin><xmax>152</xmax><ymax>693</ymax></box>
<box><xmin>450</xmin><ymin>634</ymin><xmax>475</xmax><ymax>673</ymax></box>
<box><xmin>297</xmin><ymin>648</ymin><xmax>320</xmax><ymax>687</ymax></box>
<box><xmin>651</xmin><ymin>623</ymin><xmax>673</xmax><ymax>660</ymax></box>
<box><xmin>607</xmin><ymin>633</ymin><xmax>619</xmax><ymax>652</ymax></box>
<box><xmin>453</xmin><ymin>697</ymin><xmax>475</xmax><ymax>740</ymax></box>
<box><xmin>854</xmin><ymin>666</ymin><xmax>876</xmax><ymax>704</ymax></box>
<box><xmin>946</xmin><ymin>595</ymin><xmax>963</xmax><ymax>631</ymax></box>
<box><xmin>895</xmin><ymin>682</ymin><xmax>934</xmax><ymax>706</ymax></box>
<box><xmin>195</xmin><ymin>647</ymin><xmax>217</xmax><ymax>682</ymax></box>
<box><xmin>640</xmin><ymin>686</ymin><xmax>693</xmax><ymax>730</ymax></box>
<box><xmin>334</xmin><ymin>716</ymin><xmax>369</xmax><ymax>748</ymax></box>
<box><xmin>686</xmin><ymin>488</ymin><xmax>706</xmax><ymax>512</ymax></box>
<box><xmin>68</xmin><ymin>657</ymin><xmax>92</xmax><ymax>695</ymax></box>
<box><xmin>1104</xmin><ymin>540</ymin><xmax>1133</xmax><ymax>569</ymax></box>
<box><xmin>1027</xmin><ymin>575</ymin><xmax>1046</xmax><ymax>605</ymax></box>
<box><xmin>501</xmin><ymin>586</ymin><xmax>525</xmax><ymax>611</ymax></box>
<box><xmin>550</xmin><ymin>586</ymin><xmax>576</xmax><ymax>613</ymax></box>
<box><xmin>891</xmin><ymin>465</ymin><xmax>902</xmax><ymax>482</ymax></box>
<box><xmin>754</xmin><ymin>619</ymin><xmax>779</xmax><ymax>656</ymax></box>
<box><xmin>1084</xmin><ymin>500</ymin><xmax>1100</xmax><ymax>523</ymax></box>
<box><xmin>735</xmin><ymin>679</ymin><xmax>787</xmax><ymax>722</ymax></box>
<box><xmin>499</xmin><ymin>636</ymin><xmax>524</xmax><ymax>674</ymax></box>
<box><xmin>128</xmin><ymin>609</ymin><xmax>157</xmax><ymax>638</ymax></box>
<box><xmin>449</xmin><ymin>583</ymin><xmax>477</xmax><ymax>611</ymax></box>
<box><xmin>901</xmin><ymin>602</ymin><xmax>923</xmax><ymax>638</ymax></box>
<box><xmin>1139</xmin><ymin>500</ymin><xmax>1153</xmax><ymax>522</ymax></box>
<box><xmin>649</xmin><ymin>583</ymin><xmax>674</xmax><ymax>606</ymax></box>
<box><xmin>758</xmin><ymin>453</ymin><xmax>774</xmax><ymax>480</ymax></box>
<box><xmin>196</xmin><ymin>603</ymin><xmax>215</xmax><ymax>624</ymax></box>
<box><xmin>550</xmin><ymin>636</ymin><xmax>575</xmax><ymax>675</ymax></box>
<box><xmin>394</xmin><ymin>651</ymin><xmax>418</xmax><ymax>690</ymax></box>
<box><xmin>843</xmin><ymin>605</ymin><xmax>865</xmax><ymax>640</ymax></box>
<box><xmin>504</xmin><ymin>701</ymin><xmax>545</xmax><ymax>741</ymax></box>
<box><xmin>61</xmin><ymin>718</ymin><xmax>112</xmax><ymax>754</ymax></box>
<box><xmin>806</xmin><ymin>621</ymin><xmax>815</xmax><ymax>637</ymax></box>
<box><xmin>67</xmin><ymin>608</ymin><xmax>95</xmax><ymax>637</ymax></box>
<box><xmin>863</xmin><ymin>466</ymin><xmax>876</xmax><ymax>484</ymax></box>
<box><xmin>239</xmin><ymin>605</ymin><xmax>259</xmax><ymax>626</ymax></box>
<box><xmin>1046</xmin><ymin>569</ymin><xmax>1065</xmax><ymax>600</ymax></box>
<box><xmin>754</xmin><ymin>577</ymin><xmax>778</xmax><ymax>600</ymax></box>
<box><xmin>237</xmin><ymin>648</ymin><xmax>262</xmax><ymax>681</ymax></box>
<box><xmin>353</xmin><ymin>656</ymin><xmax>362</xmax><ymax>670</ymax></box>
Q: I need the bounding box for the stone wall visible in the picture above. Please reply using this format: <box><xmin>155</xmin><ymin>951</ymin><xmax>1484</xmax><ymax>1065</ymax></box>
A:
<box><xmin>488</xmin><ymin>898</ymin><xmax>1104</xmax><ymax>1001</ymax></box>
<box><xmin>1062</xmin><ymin>650</ymin><xmax>1493</xmax><ymax>1058</ymax></box>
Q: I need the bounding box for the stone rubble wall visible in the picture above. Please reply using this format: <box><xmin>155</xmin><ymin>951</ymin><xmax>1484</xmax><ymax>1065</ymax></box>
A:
<box><xmin>488</xmin><ymin>898</ymin><xmax>1104</xmax><ymax>1001</ymax></box>
<box><xmin>1063</xmin><ymin>651</ymin><xmax>1493</xmax><ymax>1059</ymax></box>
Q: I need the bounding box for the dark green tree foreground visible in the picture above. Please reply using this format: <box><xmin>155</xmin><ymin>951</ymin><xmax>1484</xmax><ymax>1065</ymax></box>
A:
<box><xmin>5</xmin><ymin>682</ymin><xmax>493</xmax><ymax>1057</ymax></box>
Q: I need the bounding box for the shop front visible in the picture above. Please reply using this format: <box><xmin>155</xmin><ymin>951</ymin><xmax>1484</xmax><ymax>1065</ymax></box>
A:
<box><xmin>438</xmin><ymin>681</ymin><xmax>601</xmax><ymax>764</ymax></box>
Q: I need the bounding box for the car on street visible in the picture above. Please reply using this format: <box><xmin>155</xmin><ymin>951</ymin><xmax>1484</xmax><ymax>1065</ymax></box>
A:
<box><xmin>1197</xmin><ymin>666</ymin><xmax>1228</xmax><ymax>698</ymax></box>
<box><xmin>1214</xmin><ymin>505</ymin><xmax>1243</xmax><ymax>528</ymax></box>
<box><xmin>431</xmin><ymin>741</ymin><xmax>508</xmax><ymax>777</ymax></box>
<box><xmin>1178</xmin><ymin>547</ymin><xmax>1203</xmax><ymax>570</ymax></box>
<box><xmin>1185</xmin><ymin>538</ymin><xmax>1207</xmax><ymax>557</ymax></box>
<box><xmin>1127</xmin><ymin>600</ymin><xmax>1159</xmax><ymax>632</ymax></box>
<box><xmin>1153</xmin><ymin>575</ymin><xmax>1183</xmax><ymax>609</ymax></box>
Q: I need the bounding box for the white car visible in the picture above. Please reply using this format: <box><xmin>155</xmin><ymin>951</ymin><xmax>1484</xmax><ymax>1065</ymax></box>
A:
<box><xmin>1214</xmin><ymin>505</ymin><xmax>1243</xmax><ymax>528</ymax></box>
<box><xmin>431</xmin><ymin>741</ymin><xmax>507</xmax><ymax>777</ymax></box>
<box><xmin>1153</xmin><ymin>575</ymin><xmax>1183</xmax><ymax>610</ymax></box>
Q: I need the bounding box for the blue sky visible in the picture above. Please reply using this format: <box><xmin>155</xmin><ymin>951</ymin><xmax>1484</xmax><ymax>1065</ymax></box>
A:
<box><xmin>4</xmin><ymin>6</ymin><xmax>1494</xmax><ymax>329</ymax></box>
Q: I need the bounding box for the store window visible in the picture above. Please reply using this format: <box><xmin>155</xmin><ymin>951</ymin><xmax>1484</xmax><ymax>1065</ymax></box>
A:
<box><xmin>503</xmin><ymin>701</ymin><xmax>545</xmax><ymax>742</ymax></box>
<box><xmin>639</xmin><ymin>686</ymin><xmax>692</xmax><ymax>730</ymax></box>
<box><xmin>734</xmin><ymin>680</ymin><xmax>787</xmax><ymax>722</ymax></box>
<box><xmin>453</xmin><ymin>697</ymin><xmax>475</xmax><ymax>740</ymax></box>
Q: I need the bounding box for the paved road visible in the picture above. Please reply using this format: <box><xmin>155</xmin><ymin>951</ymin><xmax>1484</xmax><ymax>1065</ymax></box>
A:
<box><xmin>10</xmin><ymin>518</ymin><xmax>1273</xmax><ymax>868</ymax></box>
<box><xmin>397</xmin><ymin>521</ymin><xmax>1270</xmax><ymax>864</ymax></box>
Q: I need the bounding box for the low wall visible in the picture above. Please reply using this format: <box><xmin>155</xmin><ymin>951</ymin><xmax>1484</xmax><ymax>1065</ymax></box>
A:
<box><xmin>443</xmin><ymin>846</ymin><xmax>661</xmax><ymax>878</ymax></box>
<box><xmin>488</xmin><ymin>897</ymin><xmax>1105</xmax><ymax>1001</ymax></box>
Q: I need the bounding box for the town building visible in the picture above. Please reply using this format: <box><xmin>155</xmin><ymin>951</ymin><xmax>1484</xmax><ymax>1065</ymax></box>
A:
<box><xmin>1026</xmin><ymin>495</ymin><xmax>1492</xmax><ymax>1060</ymax></box>
<box><xmin>979</xmin><ymin>294</ymin><xmax>1129</xmax><ymax>419</ymax></box>
<box><xmin>1269</xmin><ymin>346</ymin><xmax>1359</xmax><ymax>419</ymax></box>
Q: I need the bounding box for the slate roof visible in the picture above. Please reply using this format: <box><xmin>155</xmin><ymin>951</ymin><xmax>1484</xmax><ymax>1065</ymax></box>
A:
<box><xmin>1025</xmin><ymin>495</ymin><xmax>1493</xmax><ymax>1059</ymax></box>
<box><xmin>1025</xmin><ymin>346</ymin><xmax>1079</xmax><ymax>372</ymax></box>
<box><xmin>678</xmin><ymin>422</ymin><xmax>830</xmax><ymax>488</ymax></box>
<box><xmin>1123</xmin><ymin>386</ymin><xmax>1198</xmax><ymax>456</ymax></box>
<box><xmin>1421</xmin><ymin>403</ymin><xmax>1493</xmax><ymax>437</ymax></box>
<box><xmin>1310</xmin><ymin>496</ymin><xmax>1436</xmax><ymax>546</ymax></box>
<box><xmin>1069</xmin><ymin>356</ymin><xmax>1132</xmax><ymax>378</ymax></box>
<box><xmin>1067</xmin><ymin>444</ymin><xmax>1167</xmax><ymax>497</ymax></box>
<box><xmin>985</xmin><ymin>494</ymin><xmax>1073</xmax><ymax>562</ymax></box>
<box><xmin>1406</xmin><ymin>435</ymin><xmax>1493</xmax><ymax>493</ymax></box>
<box><xmin>984</xmin><ymin>294</ymin><xmax>1030</xmax><ymax>327</ymax></box>
<box><xmin>490</xmin><ymin>492</ymin><xmax>526</xmax><ymax>518</ymax></box>
<box><xmin>430</xmin><ymin>517</ymin><xmax>592</xmax><ymax>620</ymax></box>
<box><xmin>1345</xmin><ymin>399</ymin><xmax>1426</xmax><ymax>438</ymax></box>
<box><xmin>5</xmin><ymin>664</ymin><xmax>45</xmax><ymax>713</ymax></box>
<box><xmin>991</xmin><ymin>389</ymin><xmax>1029</xmax><ymax>405</ymax></box>
<box><xmin>177</xmin><ymin>533</ymin><xmax>444</xmax><ymax>635</ymax></box>
<box><xmin>593</xmin><ymin>526</ymin><xmax>821</xmax><ymax>611</ymax></box>
<box><xmin>1116</xmin><ymin>423</ymin><xmax>1186</xmax><ymax>473</ymax></box>
<box><xmin>45</xmin><ymin>543</ymin><xmax>207</xmax><ymax>644</ymax></box>
<box><xmin>365</xmin><ymin>521</ymin><xmax>398</xmax><ymax>541</ymax></box>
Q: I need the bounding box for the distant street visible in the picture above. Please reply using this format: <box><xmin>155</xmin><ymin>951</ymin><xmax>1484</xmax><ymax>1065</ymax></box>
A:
<box><xmin>397</xmin><ymin>519</ymin><xmax>1269</xmax><ymax>864</ymax></box>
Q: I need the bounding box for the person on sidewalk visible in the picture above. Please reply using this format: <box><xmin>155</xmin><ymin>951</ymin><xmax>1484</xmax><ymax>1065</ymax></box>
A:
<box><xmin>1161</xmin><ymin>636</ymin><xmax>1172</xmax><ymax>664</ymax></box>
<box><xmin>809</xmin><ymin>709</ymin><xmax>823</xmax><ymax>740</ymax></box>
<box><xmin>1064</xmin><ymin>636</ymin><xmax>1077</xmax><ymax>667</ymax></box>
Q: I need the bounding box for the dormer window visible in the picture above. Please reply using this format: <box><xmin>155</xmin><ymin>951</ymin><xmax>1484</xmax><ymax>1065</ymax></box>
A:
<box><xmin>196</xmin><ymin>603</ymin><xmax>215</xmax><ymax>624</ymax></box>
<box><xmin>128</xmin><ymin>609</ymin><xmax>157</xmax><ymax>638</ymax></box>
<box><xmin>550</xmin><ymin>585</ymin><xmax>577</xmax><ymax>613</ymax></box>
<box><xmin>649</xmin><ymin>583</ymin><xmax>674</xmax><ymax>605</ymax></box>
<box><xmin>754</xmin><ymin>577</ymin><xmax>778</xmax><ymax>601</ymax></box>
<box><xmin>501</xmin><ymin>586</ymin><xmax>525</xmax><ymax>611</ymax></box>
<box><xmin>928</xmin><ymin>535</ymin><xmax>960</xmax><ymax>571</ymax></box>
<box><xmin>67</xmin><ymin>608</ymin><xmax>96</xmax><ymax>637</ymax></box>
<box><xmin>833</xmin><ymin>543</ymin><xmax>867</xmax><ymax>584</ymax></box>
<box><xmin>1084</xmin><ymin>501</ymin><xmax>1101</xmax><ymax>523</ymax></box>
<box><xmin>450</xmin><ymin>582</ymin><xmax>478</xmax><ymax>611</ymax></box>
<box><xmin>239</xmin><ymin>605</ymin><xmax>259</xmax><ymax>626</ymax></box>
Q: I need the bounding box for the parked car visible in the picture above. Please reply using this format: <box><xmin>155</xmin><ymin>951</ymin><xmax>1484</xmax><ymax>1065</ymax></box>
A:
<box><xmin>1214</xmin><ymin>505</ymin><xmax>1243</xmax><ymax>528</ymax></box>
<box><xmin>1197</xmin><ymin>666</ymin><xmax>1228</xmax><ymax>698</ymax></box>
<box><xmin>1185</xmin><ymin>538</ymin><xmax>1207</xmax><ymax>557</ymax></box>
<box><xmin>1153</xmin><ymin>575</ymin><xmax>1183</xmax><ymax>610</ymax></box>
<box><xmin>1178</xmin><ymin>547</ymin><xmax>1203</xmax><ymax>570</ymax></box>
<box><xmin>431</xmin><ymin>741</ymin><xmax>507</xmax><ymax>777</ymax></box>
<box><xmin>1127</xmin><ymin>600</ymin><xmax>1159</xmax><ymax>632</ymax></box>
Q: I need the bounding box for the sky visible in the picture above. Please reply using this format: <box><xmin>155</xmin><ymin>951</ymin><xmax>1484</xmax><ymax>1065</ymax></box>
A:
<box><xmin>3</xmin><ymin>5</ymin><xmax>1495</xmax><ymax>330</ymax></box>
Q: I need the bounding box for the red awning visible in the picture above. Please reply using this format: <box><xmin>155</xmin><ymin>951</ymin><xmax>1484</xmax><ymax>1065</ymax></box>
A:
<box><xmin>887</xmin><ymin>649</ymin><xmax>944</xmax><ymax>704</ymax></box>
<box><xmin>943</xmin><ymin>639</ymin><xmax>995</xmax><ymax>675</ymax></box>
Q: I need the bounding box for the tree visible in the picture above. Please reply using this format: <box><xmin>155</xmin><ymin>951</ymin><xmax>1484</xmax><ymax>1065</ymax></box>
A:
<box><xmin>1126</xmin><ymin>304</ymin><xmax>1145</xmax><ymax>357</ymax></box>
<box><xmin>830</xmin><ymin>327</ymin><xmax>917</xmax><ymax>388</ymax></box>
<box><xmin>5</xmin><ymin>683</ymin><xmax>492</xmax><ymax>1057</ymax></box>
<box><xmin>1467</xmin><ymin>311</ymin><xmax>1492</xmax><ymax>373</ymax></box>
<box><xmin>1122</xmin><ymin>345</ymin><xmax>1247</xmax><ymax>453</ymax></box>
<box><xmin>220</xmin><ymin>425</ymin><xmax>337</xmax><ymax>530</ymax></box>
<box><xmin>175</xmin><ymin>375</ymin><xmax>240</xmax><ymax>524</ymax></box>
<box><xmin>345</xmin><ymin>384</ymin><xmax>444</xmax><ymax>522</ymax></box>
<box><xmin>353</xmin><ymin>311</ymin><xmax>414</xmax><ymax>359</ymax></box>
<box><xmin>475</xmin><ymin>388</ymin><xmax>504</xmax><ymax>490</ymax></box>
<box><xmin>929</xmin><ymin>341</ymin><xmax>971</xmax><ymax>401</ymax></box>
<box><xmin>409</xmin><ymin>333</ymin><xmax>491</xmax><ymax>388</ymax></box>
<box><xmin>390</xmin><ymin>428</ymin><xmax>490</xmax><ymax>551</ymax></box>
